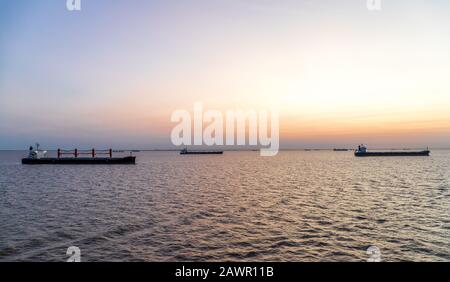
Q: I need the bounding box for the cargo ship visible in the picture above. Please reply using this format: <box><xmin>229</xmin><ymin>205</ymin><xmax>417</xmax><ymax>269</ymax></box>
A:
<box><xmin>22</xmin><ymin>144</ymin><xmax>136</xmax><ymax>165</ymax></box>
<box><xmin>354</xmin><ymin>145</ymin><xmax>430</xmax><ymax>157</ymax></box>
<box><xmin>180</xmin><ymin>148</ymin><xmax>223</xmax><ymax>155</ymax></box>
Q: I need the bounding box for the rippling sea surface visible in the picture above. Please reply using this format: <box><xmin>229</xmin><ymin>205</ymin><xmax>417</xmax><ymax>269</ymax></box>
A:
<box><xmin>0</xmin><ymin>150</ymin><xmax>449</xmax><ymax>262</ymax></box>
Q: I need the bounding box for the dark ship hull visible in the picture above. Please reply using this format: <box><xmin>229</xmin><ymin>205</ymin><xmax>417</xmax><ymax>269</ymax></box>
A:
<box><xmin>180</xmin><ymin>151</ymin><xmax>223</xmax><ymax>155</ymax></box>
<box><xmin>354</xmin><ymin>150</ymin><xmax>430</xmax><ymax>157</ymax></box>
<box><xmin>22</xmin><ymin>156</ymin><xmax>136</xmax><ymax>165</ymax></box>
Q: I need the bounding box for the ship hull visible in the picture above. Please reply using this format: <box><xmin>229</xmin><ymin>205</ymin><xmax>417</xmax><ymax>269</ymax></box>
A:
<box><xmin>22</xmin><ymin>156</ymin><xmax>136</xmax><ymax>165</ymax></box>
<box><xmin>180</xmin><ymin>151</ymin><xmax>223</xmax><ymax>155</ymax></box>
<box><xmin>354</xmin><ymin>151</ymin><xmax>430</xmax><ymax>157</ymax></box>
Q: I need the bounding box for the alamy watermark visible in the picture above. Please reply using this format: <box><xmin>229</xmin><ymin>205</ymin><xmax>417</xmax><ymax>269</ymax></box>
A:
<box><xmin>65</xmin><ymin>0</ymin><xmax>380</xmax><ymax>12</ymax></box>
<box><xmin>171</xmin><ymin>102</ymin><xmax>279</xmax><ymax>156</ymax></box>
<box><xmin>367</xmin><ymin>0</ymin><xmax>382</xmax><ymax>11</ymax></box>
<box><xmin>366</xmin><ymin>246</ymin><xmax>382</xmax><ymax>262</ymax></box>
<box><xmin>66</xmin><ymin>246</ymin><xmax>81</xmax><ymax>262</ymax></box>
<box><xmin>67</xmin><ymin>0</ymin><xmax>81</xmax><ymax>11</ymax></box>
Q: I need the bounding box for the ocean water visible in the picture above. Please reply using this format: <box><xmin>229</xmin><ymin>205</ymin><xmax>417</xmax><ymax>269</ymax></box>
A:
<box><xmin>0</xmin><ymin>150</ymin><xmax>449</xmax><ymax>262</ymax></box>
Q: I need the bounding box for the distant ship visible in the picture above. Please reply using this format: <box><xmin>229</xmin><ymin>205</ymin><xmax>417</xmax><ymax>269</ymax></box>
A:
<box><xmin>22</xmin><ymin>144</ymin><xmax>136</xmax><ymax>165</ymax></box>
<box><xmin>180</xmin><ymin>148</ymin><xmax>223</xmax><ymax>155</ymax></box>
<box><xmin>333</xmin><ymin>148</ymin><xmax>350</xmax><ymax>151</ymax></box>
<box><xmin>354</xmin><ymin>145</ymin><xmax>430</xmax><ymax>157</ymax></box>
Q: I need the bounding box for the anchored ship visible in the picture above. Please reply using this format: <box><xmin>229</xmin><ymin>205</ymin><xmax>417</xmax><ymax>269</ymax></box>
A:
<box><xmin>22</xmin><ymin>144</ymin><xmax>136</xmax><ymax>165</ymax></box>
<box><xmin>354</xmin><ymin>145</ymin><xmax>430</xmax><ymax>157</ymax></box>
<box><xmin>180</xmin><ymin>148</ymin><xmax>223</xmax><ymax>155</ymax></box>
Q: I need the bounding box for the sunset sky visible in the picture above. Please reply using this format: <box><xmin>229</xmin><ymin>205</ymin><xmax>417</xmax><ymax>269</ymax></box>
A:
<box><xmin>1</xmin><ymin>0</ymin><xmax>450</xmax><ymax>149</ymax></box>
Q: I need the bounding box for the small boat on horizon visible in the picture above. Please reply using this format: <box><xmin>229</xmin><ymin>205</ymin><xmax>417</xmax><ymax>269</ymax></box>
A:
<box><xmin>180</xmin><ymin>148</ymin><xmax>224</xmax><ymax>155</ymax></box>
<box><xmin>354</xmin><ymin>145</ymin><xmax>430</xmax><ymax>157</ymax></box>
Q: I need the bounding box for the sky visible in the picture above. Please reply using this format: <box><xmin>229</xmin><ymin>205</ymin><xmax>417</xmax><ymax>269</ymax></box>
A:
<box><xmin>1</xmin><ymin>0</ymin><xmax>450</xmax><ymax>149</ymax></box>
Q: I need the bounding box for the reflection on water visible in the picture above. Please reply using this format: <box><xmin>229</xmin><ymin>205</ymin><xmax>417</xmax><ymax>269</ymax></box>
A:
<box><xmin>0</xmin><ymin>150</ymin><xmax>449</xmax><ymax>261</ymax></box>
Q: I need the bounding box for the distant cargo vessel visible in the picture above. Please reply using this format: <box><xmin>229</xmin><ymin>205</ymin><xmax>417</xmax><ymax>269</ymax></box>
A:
<box><xmin>180</xmin><ymin>148</ymin><xmax>223</xmax><ymax>155</ymax></box>
<box><xmin>333</xmin><ymin>148</ymin><xmax>350</xmax><ymax>151</ymax></box>
<box><xmin>354</xmin><ymin>145</ymin><xmax>430</xmax><ymax>157</ymax></box>
<box><xmin>22</xmin><ymin>144</ymin><xmax>136</xmax><ymax>165</ymax></box>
